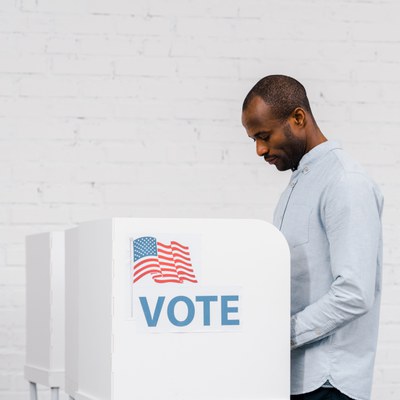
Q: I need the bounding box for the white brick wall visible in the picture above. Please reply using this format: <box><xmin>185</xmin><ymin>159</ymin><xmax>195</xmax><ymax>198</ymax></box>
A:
<box><xmin>0</xmin><ymin>0</ymin><xmax>399</xmax><ymax>399</ymax></box>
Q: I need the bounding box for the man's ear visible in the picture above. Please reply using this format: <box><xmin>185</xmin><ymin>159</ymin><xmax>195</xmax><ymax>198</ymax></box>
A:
<box><xmin>292</xmin><ymin>107</ymin><xmax>306</xmax><ymax>128</ymax></box>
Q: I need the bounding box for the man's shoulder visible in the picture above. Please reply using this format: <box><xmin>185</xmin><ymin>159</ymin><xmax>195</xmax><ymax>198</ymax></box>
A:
<box><xmin>329</xmin><ymin>147</ymin><xmax>367</xmax><ymax>175</ymax></box>
<box><xmin>323</xmin><ymin>147</ymin><xmax>383</xmax><ymax>202</ymax></box>
<box><xmin>325</xmin><ymin>147</ymin><xmax>376</xmax><ymax>186</ymax></box>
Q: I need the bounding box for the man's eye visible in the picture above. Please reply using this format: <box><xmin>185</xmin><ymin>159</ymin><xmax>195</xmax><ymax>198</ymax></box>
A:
<box><xmin>251</xmin><ymin>133</ymin><xmax>270</xmax><ymax>143</ymax></box>
<box><xmin>260</xmin><ymin>134</ymin><xmax>270</xmax><ymax>141</ymax></box>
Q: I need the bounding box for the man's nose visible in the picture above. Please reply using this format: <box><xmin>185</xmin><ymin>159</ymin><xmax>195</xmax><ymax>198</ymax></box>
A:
<box><xmin>255</xmin><ymin>138</ymin><xmax>268</xmax><ymax>157</ymax></box>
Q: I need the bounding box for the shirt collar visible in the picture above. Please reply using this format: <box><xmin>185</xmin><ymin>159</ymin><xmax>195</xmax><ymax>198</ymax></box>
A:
<box><xmin>293</xmin><ymin>140</ymin><xmax>342</xmax><ymax>178</ymax></box>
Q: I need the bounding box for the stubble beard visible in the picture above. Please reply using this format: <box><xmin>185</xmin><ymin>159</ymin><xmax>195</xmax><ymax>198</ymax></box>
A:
<box><xmin>279</xmin><ymin>123</ymin><xmax>307</xmax><ymax>171</ymax></box>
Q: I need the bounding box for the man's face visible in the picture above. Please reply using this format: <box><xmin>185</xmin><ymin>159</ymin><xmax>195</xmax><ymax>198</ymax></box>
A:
<box><xmin>242</xmin><ymin>96</ymin><xmax>307</xmax><ymax>171</ymax></box>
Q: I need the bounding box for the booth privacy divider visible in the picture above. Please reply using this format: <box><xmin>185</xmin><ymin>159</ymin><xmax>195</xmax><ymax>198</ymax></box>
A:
<box><xmin>25</xmin><ymin>231</ymin><xmax>65</xmax><ymax>400</ymax></box>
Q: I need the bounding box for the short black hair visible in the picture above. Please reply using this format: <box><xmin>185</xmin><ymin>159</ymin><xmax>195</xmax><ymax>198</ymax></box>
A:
<box><xmin>242</xmin><ymin>75</ymin><xmax>313</xmax><ymax>121</ymax></box>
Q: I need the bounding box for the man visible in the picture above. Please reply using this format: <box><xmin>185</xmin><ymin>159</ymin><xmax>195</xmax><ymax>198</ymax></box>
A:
<box><xmin>241</xmin><ymin>75</ymin><xmax>383</xmax><ymax>400</ymax></box>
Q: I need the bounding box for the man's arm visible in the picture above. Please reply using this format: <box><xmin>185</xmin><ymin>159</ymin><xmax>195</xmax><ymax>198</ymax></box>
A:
<box><xmin>291</xmin><ymin>172</ymin><xmax>383</xmax><ymax>349</ymax></box>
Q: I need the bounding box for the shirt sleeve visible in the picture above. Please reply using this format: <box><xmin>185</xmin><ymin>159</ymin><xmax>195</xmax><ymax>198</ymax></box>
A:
<box><xmin>290</xmin><ymin>171</ymin><xmax>383</xmax><ymax>349</ymax></box>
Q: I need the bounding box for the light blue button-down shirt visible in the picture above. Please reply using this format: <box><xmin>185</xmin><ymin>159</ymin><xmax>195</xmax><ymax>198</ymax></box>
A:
<box><xmin>273</xmin><ymin>141</ymin><xmax>383</xmax><ymax>400</ymax></box>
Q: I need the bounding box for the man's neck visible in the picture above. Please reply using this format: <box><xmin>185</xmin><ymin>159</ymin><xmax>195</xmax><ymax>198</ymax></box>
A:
<box><xmin>305</xmin><ymin>126</ymin><xmax>327</xmax><ymax>153</ymax></box>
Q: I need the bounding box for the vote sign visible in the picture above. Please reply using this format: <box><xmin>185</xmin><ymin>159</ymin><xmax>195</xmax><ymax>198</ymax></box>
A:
<box><xmin>131</xmin><ymin>235</ymin><xmax>242</xmax><ymax>333</ymax></box>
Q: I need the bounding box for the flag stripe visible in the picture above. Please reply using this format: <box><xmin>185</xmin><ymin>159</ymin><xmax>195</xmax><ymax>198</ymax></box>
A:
<box><xmin>158</xmin><ymin>257</ymin><xmax>193</xmax><ymax>268</ymax></box>
<box><xmin>181</xmin><ymin>278</ymin><xmax>198</xmax><ymax>283</ymax></box>
<box><xmin>133</xmin><ymin>257</ymin><xmax>159</xmax><ymax>270</ymax></box>
<box><xmin>171</xmin><ymin>241</ymin><xmax>189</xmax><ymax>250</ymax></box>
<box><xmin>158</xmin><ymin>251</ymin><xmax>191</xmax><ymax>261</ymax></box>
<box><xmin>176</xmin><ymin>266</ymin><xmax>196</xmax><ymax>274</ymax></box>
<box><xmin>173</xmin><ymin>257</ymin><xmax>192</xmax><ymax>265</ymax></box>
<box><xmin>134</xmin><ymin>263</ymin><xmax>160</xmax><ymax>277</ymax></box>
<box><xmin>134</xmin><ymin>268</ymin><xmax>159</xmax><ymax>283</ymax></box>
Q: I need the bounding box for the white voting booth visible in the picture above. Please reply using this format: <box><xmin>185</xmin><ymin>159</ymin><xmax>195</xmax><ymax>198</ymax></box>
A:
<box><xmin>65</xmin><ymin>218</ymin><xmax>290</xmax><ymax>400</ymax></box>
<box><xmin>25</xmin><ymin>218</ymin><xmax>290</xmax><ymax>400</ymax></box>
<box><xmin>25</xmin><ymin>232</ymin><xmax>65</xmax><ymax>400</ymax></box>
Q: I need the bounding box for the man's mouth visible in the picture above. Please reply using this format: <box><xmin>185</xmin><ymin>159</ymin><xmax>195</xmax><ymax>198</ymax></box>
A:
<box><xmin>265</xmin><ymin>156</ymin><xmax>278</xmax><ymax>165</ymax></box>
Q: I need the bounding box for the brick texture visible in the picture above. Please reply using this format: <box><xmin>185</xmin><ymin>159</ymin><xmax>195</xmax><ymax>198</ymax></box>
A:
<box><xmin>0</xmin><ymin>1</ymin><xmax>399</xmax><ymax>399</ymax></box>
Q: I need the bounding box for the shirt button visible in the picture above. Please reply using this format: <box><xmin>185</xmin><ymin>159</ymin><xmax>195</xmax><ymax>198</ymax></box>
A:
<box><xmin>303</xmin><ymin>166</ymin><xmax>309</xmax><ymax>173</ymax></box>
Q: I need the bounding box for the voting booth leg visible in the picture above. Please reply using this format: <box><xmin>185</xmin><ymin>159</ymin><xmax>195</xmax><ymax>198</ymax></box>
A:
<box><xmin>29</xmin><ymin>382</ymin><xmax>37</xmax><ymax>400</ymax></box>
<box><xmin>50</xmin><ymin>387</ymin><xmax>59</xmax><ymax>400</ymax></box>
<box><xmin>28</xmin><ymin>382</ymin><xmax>60</xmax><ymax>400</ymax></box>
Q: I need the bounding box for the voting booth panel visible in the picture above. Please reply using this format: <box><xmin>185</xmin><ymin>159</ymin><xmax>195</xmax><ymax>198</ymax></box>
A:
<box><xmin>65</xmin><ymin>221</ymin><xmax>112</xmax><ymax>400</ymax></box>
<box><xmin>65</xmin><ymin>218</ymin><xmax>290</xmax><ymax>400</ymax></box>
<box><xmin>25</xmin><ymin>231</ymin><xmax>65</xmax><ymax>389</ymax></box>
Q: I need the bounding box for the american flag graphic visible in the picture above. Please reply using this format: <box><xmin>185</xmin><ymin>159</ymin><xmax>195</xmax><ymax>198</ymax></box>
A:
<box><xmin>132</xmin><ymin>236</ymin><xmax>198</xmax><ymax>284</ymax></box>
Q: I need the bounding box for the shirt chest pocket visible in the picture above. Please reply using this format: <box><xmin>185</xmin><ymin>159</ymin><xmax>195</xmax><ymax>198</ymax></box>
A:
<box><xmin>281</xmin><ymin>204</ymin><xmax>312</xmax><ymax>248</ymax></box>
